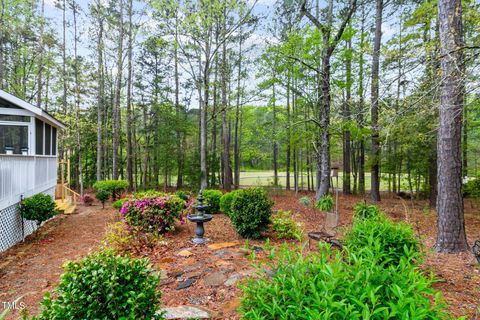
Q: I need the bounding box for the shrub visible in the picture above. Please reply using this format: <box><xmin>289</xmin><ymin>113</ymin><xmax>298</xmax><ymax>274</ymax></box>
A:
<box><xmin>95</xmin><ymin>189</ymin><xmax>110</xmax><ymax>209</ymax></box>
<box><xmin>353</xmin><ymin>201</ymin><xmax>381</xmax><ymax>220</ymax></box>
<box><xmin>102</xmin><ymin>222</ymin><xmax>163</xmax><ymax>254</ymax></box>
<box><xmin>112</xmin><ymin>198</ymin><xmax>128</xmax><ymax>210</ymax></box>
<box><xmin>219</xmin><ymin>190</ymin><xmax>241</xmax><ymax>216</ymax></box>
<box><xmin>202</xmin><ymin>189</ymin><xmax>223</xmax><ymax>214</ymax></box>
<box><xmin>271</xmin><ymin>210</ymin><xmax>302</xmax><ymax>240</ymax></box>
<box><xmin>316</xmin><ymin>194</ymin><xmax>333</xmax><ymax>212</ymax></box>
<box><xmin>34</xmin><ymin>249</ymin><xmax>163</xmax><ymax>320</ymax></box>
<box><xmin>93</xmin><ymin>180</ymin><xmax>129</xmax><ymax>200</ymax></box>
<box><xmin>80</xmin><ymin>193</ymin><xmax>94</xmax><ymax>206</ymax></box>
<box><xmin>464</xmin><ymin>177</ymin><xmax>480</xmax><ymax>198</ymax></box>
<box><xmin>135</xmin><ymin>190</ymin><xmax>166</xmax><ymax>199</ymax></box>
<box><xmin>299</xmin><ymin>196</ymin><xmax>311</xmax><ymax>207</ymax></box>
<box><xmin>239</xmin><ymin>244</ymin><xmax>452</xmax><ymax>320</ymax></box>
<box><xmin>175</xmin><ymin>190</ymin><xmax>190</xmax><ymax>201</ymax></box>
<box><xmin>121</xmin><ymin>195</ymin><xmax>186</xmax><ymax>235</ymax></box>
<box><xmin>230</xmin><ymin>188</ymin><xmax>273</xmax><ymax>239</ymax></box>
<box><xmin>344</xmin><ymin>213</ymin><xmax>420</xmax><ymax>266</ymax></box>
<box><xmin>20</xmin><ymin>193</ymin><xmax>57</xmax><ymax>226</ymax></box>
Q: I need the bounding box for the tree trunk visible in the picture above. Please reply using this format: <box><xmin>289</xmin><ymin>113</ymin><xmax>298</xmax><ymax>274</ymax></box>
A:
<box><xmin>343</xmin><ymin>36</ymin><xmax>352</xmax><ymax>194</ymax></box>
<box><xmin>370</xmin><ymin>0</ymin><xmax>383</xmax><ymax>202</ymax></box>
<box><xmin>126</xmin><ymin>0</ymin><xmax>134</xmax><ymax>190</ymax></box>
<box><xmin>96</xmin><ymin>8</ymin><xmax>104</xmax><ymax>182</ymax></box>
<box><xmin>221</xmin><ymin>16</ymin><xmax>232</xmax><ymax>191</ymax></box>
<box><xmin>72</xmin><ymin>1</ymin><xmax>83</xmax><ymax>194</ymax></box>
<box><xmin>174</xmin><ymin>11</ymin><xmax>184</xmax><ymax>189</ymax></box>
<box><xmin>435</xmin><ymin>0</ymin><xmax>468</xmax><ymax>253</ymax></box>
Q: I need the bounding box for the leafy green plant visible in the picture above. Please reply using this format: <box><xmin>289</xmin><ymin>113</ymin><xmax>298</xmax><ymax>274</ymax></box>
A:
<box><xmin>230</xmin><ymin>188</ymin><xmax>273</xmax><ymax>239</ymax></box>
<box><xmin>20</xmin><ymin>193</ymin><xmax>57</xmax><ymax>226</ymax></box>
<box><xmin>464</xmin><ymin>177</ymin><xmax>480</xmax><ymax>199</ymax></box>
<box><xmin>121</xmin><ymin>194</ymin><xmax>185</xmax><ymax>235</ymax></box>
<box><xmin>344</xmin><ymin>213</ymin><xmax>420</xmax><ymax>266</ymax></box>
<box><xmin>299</xmin><ymin>196</ymin><xmax>311</xmax><ymax>207</ymax></box>
<box><xmin>135</xmin><ymin>190</ymin><xmax>166</xmax><ymax>199</ymax></box>
<box><xmin>95</xmin><ymin>189</ymin><xmax>110</xmax><ymax>209</ymax></box>
<box><xmin>112</xmin><ymin>198</ymin><xmax>128</xmax><ymax>210</ymax></box>
<box><xmin>174</xmin><ymin>190</ymin><xmax>190</xmax><ymax>201</ymax></box>
<box><xmin>316</xmin><ymin>194</ymin><xmax>333</xmax><ymax>212</ymax></box>
<box><xmin>271</xmin><ymin>210</ymin><xmax>302</xmax><ymax>240</ymax></box>
<box><xmin>219</xmin><ymin>190</ymin><xmax>241</xmax><ymax>216</ymax></box>
<box><xmin>93</xmin><ymin>180</ymin><xmax>129</xmax><ymax>200</ymax></box>
<box><xmin>240</xmin><ymin>244</ymin><xmax>452</xmax><ymax>320</ymax></box>
<box><xmin>353</xmin><ymin>201</ymin><xmax>381</xmax><ymax>220</ymax></box>
<box><xmin>33</xmin><ymin>249</ymin><xmax>164</xmax><ymax>320</ymax></box>
<box><xmin>102</xmin><ymin>222</ymin><xmax>163</xmax><ymax>254</ymax></box>
<box><xmin>202</xmin><ymin>189</ymin><xmax>223</xmax><ymax>214</ymax></box>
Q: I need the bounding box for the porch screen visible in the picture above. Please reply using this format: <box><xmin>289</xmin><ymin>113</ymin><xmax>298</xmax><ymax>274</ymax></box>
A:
<box><xmin>0</xmin><ymin>125</ymin><xmax>28</xmax><ymax>154</ymax></box>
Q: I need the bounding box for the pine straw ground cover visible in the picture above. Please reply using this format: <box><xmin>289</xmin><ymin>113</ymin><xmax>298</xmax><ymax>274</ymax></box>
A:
<box><xmin>0</xmin><ymin>191</ymin><xmax>478</xmax><ymax>319</ymax></box>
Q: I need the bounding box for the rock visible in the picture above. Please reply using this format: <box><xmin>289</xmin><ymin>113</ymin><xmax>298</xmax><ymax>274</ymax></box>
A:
<box><xmin>237</xmin><ymin>248</ymin><xmax>252</xmax><ymax>256</ymax></box>
<box><xmin>177</xmin><ymin>250</ymin><xmax>193</xmax><ymax>257</ymax></box>
<box><xmin>176</xmin><ymin>279</ymin><xmax>195</xmax><ymax>290</ymax></box>
<box><xmin>188</xmin><ymin>295</ymin><xmax>210</xmax><ymax>305</ymax></box>
<box><xmin>183</xmin><ymin>261</ymin><xmax>205</xmax><ymax>272</ymax></box>
<box><xmin>160</xmin><ymin>306</ymin><xmax>211</xmax><ymax>319</ymax></box>
<box><xmin>213</xmin><ymin>249</ymin><xmax>231</xmax><ymax>258</ymax></box>
<box><xmin>160</xmin><ymin>278</ymin><xmax>175</xmax><ymax>286</ymax></box>
<box><xmin>160</xmin><ymin>270</ymin><xmax>169</xmax><ymax>280</ymax></box>
<box><xmin>204</xmin><ymin>271</ymin><xmax>227</xmax><ymax>287</ymax></box>
<box><xmin>224</xmin><ymin>273</ymin><xmax>242</xmax><ymax>286</ymax></box>
<box><xmin>169</xmin><ymin>270</ymin><xmax>184</xmax><ymax>278</ymax></box>
<box><xmin>207</xmin><ymin>242</ymin><xmax>238</xmax><ymax>250</ymax></box>
<box><xmin>183</xmin><ymin>271</ymin><xmax>202</xmax><ymax>279</ymax></box>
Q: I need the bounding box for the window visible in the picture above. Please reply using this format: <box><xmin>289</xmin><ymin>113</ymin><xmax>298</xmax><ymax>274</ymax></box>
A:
<box><xmin>52</xmin><ymin>127</ymin><xmax>57</xmax><ymax>155</ymax></box>
<box><xmin>0</xmin><ymin>125</ymin><xmax>28</xmax><ymax>154</ymax></box>
<box><xmin>36</xmin><ymin>118</ymin><xmax>43</xmax><ymax>155</ymax></box>
<box><xmin>45</xmin><ymin>123</ymin><xmax>51</xmax><ymax>155</ymax></box>
<box><xmin>0</xmin><ymin>115</ymin><xmax>30</xmax><ymax>122</ymax></box>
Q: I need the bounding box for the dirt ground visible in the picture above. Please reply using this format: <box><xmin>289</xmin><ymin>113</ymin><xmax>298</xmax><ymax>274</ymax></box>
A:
<box><xmin>0</xmin><ymin>191</ymin><xmax>479</xmax><ymax>319</ymax></box>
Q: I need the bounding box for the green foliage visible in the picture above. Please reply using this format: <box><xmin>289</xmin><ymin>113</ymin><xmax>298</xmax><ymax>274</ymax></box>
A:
<box><xmin>95</xmin><ymin>189</ymin><xmax>110</xmax><ymax>209</ymax></box>
<box><xmin>34</xmin><ymin>249</ymin><xmax>163</xmax><ymax>320</ymax></box>
<box><xmin>121</xmin><ymin>195</ymin><xmax>185</xmax><ymax>235</ymax></box>
<box><xmin>219</xmin><ymin>190</ymin><xmax>241</xmax><ymax>216</ymax></box>
<box><xmin>464</xmin><ymin>177</ymin><xmax>480</xmax><ymax>198</ymax></box>
<box><xmin>230</xmin><ymin>188</ymin><xmax>274</xmax><ymax>239</ymax></box>
<box><xmin>353</xmin><ymin>202</ymin><xmax>382</xmax><ymax>220</ymax></box>
<box><xmin>239</xmin><ymin>244</ymin><xmax>452</xmax><ymax>320</ymax></box>
<box><xmin>112</xmin><ymin>198</ymin><xmax>128</xmax><ymax>210</ymax></box>
<box><xmin>202</xmin><ymin>189</ymin><xmax>223</xmax><ymax>214</ymax></box>
<box><xmin>174</xmin><ymin>190</ymin><xmax>191</xmax><ymax>201</ymax></box>
<box><xmin>271</xmin><ymin>210</ymin><xmax>302</xmax><ymax>240</ymax></box>
<box><xmin>93</xmin><ymin>180</ymin><xmax>129</xmax><ymax>200</ymax></box>
<box><xmin>344</xmin><ymin>213</ymin><xmax>420</xmax><ymax>266</ymax></box>
<box><xmin>299</xmin><ymin>196</ymin><xmax>311</xmax><ymax>207</ymax></box>
<box><xmin>316</xmin><ymin>194</ymin><xmax>334</xmax><ymax>212</ymax></box>
<box><xmin>102</xmin><ymin>222</ymin><xmax>163</xmax><ymax>254</ymax></box>
<box><xmin>20</xmin><ymin>193</ymin><xmax>57</xmax><ymax>226</ymax></box>
<box><xmin>135</xmin><ymin>190</ymin><xmax>166</xmax><ymax>199</ymax></box>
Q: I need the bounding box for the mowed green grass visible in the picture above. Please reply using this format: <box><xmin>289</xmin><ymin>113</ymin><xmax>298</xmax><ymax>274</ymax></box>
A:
<box><xmin>238</xmin><ymin>170</ymin><xmax>408</xmax><ymax>192</ymax></box>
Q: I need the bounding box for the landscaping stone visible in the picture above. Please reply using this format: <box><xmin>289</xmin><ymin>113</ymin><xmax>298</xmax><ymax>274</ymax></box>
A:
<box><xmin>224</xmin><ymin>273</ymin><xmax>242</xmax><ymax>286</ymax></box>
<box><xmin>207</xmin><ymin>242</ymin><xmax>238</xmax><ymax>250</ymax></box>
<box><xmin>160</xmin><ymin>306</ymin><xmax>211</xmax><ymax>319</ymax></box>
<box><xmin>176</xmin><ymin>279</ymin><xmax>194</xmax><ymax>290</ymax></box>
<box><xmin>183</xmin><ymin>271</ymin><xmax>202</xmax><ymax>279</ymax></box>
<box><xmin>188</xmin><ymin>295</ymin><xmax>210</xmax><ymax>305</ymax></box>
<box><xmin>204</xmin><ymin>271</ymin><xmax>227</xmax><ymax>287</ymax></box>
<box><xmin>213</xmin><ymin>249</ymin><xmax>232</xmax><ymax>258</ymax></box>
<box><xmin>177</xmin><ymin>249</ymin><xmax>193</xmax><ymax>257</ymax></box>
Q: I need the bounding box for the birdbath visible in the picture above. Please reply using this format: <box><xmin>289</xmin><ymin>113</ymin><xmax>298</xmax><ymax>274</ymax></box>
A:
<box><xmin>187</xmin><ymin>191</ymin><xmax>213</xmax><ymax>244</ymax></box>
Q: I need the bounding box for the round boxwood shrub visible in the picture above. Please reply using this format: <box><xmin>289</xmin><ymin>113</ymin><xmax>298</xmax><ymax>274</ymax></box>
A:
<box><xmin>230</xmin><ymin>188</ymin><xmax>273</xmax><ymax>239</ymax></box>
<box><xmin>95</xmin><ymin>189</ymin><xmax>110</xmax><ymax>209</ymax></box>
<box><xmin>219</xmin><ymin>190</ymin><xmax>240</xmax><ymax>216</ymax></box>
<box><xmin>202</xmin><ymin>189</ymin><xmax>223</xmax><ymax>214</ymax></box>
<box><xmin>19</xmin><ymin>193</ymin><xmax>57</xmax><ymax>226</ymax></box>
<box><xmin>34</xmin><ymin>249</ymin><xmax>164</xmax><ymax>320</ymax></box>
<box><xmin>112</xmin><ymin>198</ymin><xmax>128</xmax><ymax>210</ymax></box>
<box><xmin>174</xmin><ymin>190</ymin><xmax>191</xmax><ymax>201</ymax></box>
<box><xmin>120</xmin><ymin>194</ymin><xmax>186</xmax><ymax>235</ymax></box>
<box><xmin>93</xmin><ymin>179</ymin><xmax>129</xmax><ymax>200</ymax></box>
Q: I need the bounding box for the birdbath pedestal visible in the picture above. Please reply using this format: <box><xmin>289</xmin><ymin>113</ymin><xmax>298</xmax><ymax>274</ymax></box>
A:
<box><xmin>187</xmin><ymin>191</ymin><xmax>213</xmax><ymax>244</ymax></box>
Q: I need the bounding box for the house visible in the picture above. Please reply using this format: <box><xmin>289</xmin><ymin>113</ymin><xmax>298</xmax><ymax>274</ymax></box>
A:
<box><xmin>0</xmin><ymin>89</ymin><xmax>65</xmax><ymax>252</ymax></box>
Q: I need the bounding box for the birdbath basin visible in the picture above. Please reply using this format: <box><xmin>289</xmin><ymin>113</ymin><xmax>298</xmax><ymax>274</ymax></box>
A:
<box><xmin>187</xmin><ymin>191</ymin><xmax>213</xmax><ymax>244</ymax></box>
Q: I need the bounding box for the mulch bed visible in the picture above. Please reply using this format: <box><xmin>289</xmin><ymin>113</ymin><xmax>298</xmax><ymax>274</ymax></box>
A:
<box><xmin>0</xmin><ymin>191</ymin><xmax>478</xmax><ymax>319</ymax></box>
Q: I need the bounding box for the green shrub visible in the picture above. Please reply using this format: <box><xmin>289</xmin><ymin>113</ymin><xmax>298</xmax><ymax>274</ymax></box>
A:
<box><xmin>353</xmin><ymin>202</ymin><xmax>381</xmax><ymax>220</ymax></box>
<box><xmin>121</xmin><ymin>195</ymin><xmax>185</xmax><ymax>235</ymax></box>
<box><xmin>344</xmin><ymin>213</ymin><xmax>420</xmax><ymax>266</ymax></box>
<box><xmin>239</xmin><ymin>244</ymin><xmax>452</xmax><ymax>320</ymax></box>
<box><xmin>219</xmin><ymin>190</ymin><xmax>241</xmax><ymax>216</ymax></box>
<box><xmin>174</xmin><ymin>190</ymin><xmax>191</xmax><ymax>201</ymax></box>
<box><xmin>316</xmin><ymin>194</ymin><xmax>333</xmax><ymax>212</ymax></box>
<box><xmin>112</xmin><ymin>198</ymin><xmax>128</xmax><ymax>210</ymax></box>
<box><xmin>202</xmin><ymin>189</ymin><xmax>223</xmax><ymax>214</ymax></box>
<box><xmin>299</xmin><ymin>196</ymin><xmax>311</xmax><ymax>207</ymax></box>
<box><xmin>230</xmin><ymin>188</ymin><xmax>273</xmax><ymax>239</ymax></box>
<box><xmin>272</xmin><ymin>210</ymin><xmax>302</xmax><ymax>240</ymax></box>
<box><xmin>135</xmin><ymin>190</ymin><xmax>166</xmax><ymax>199</ymax></box>
<box><xmin>34</xmin><ymin>249</ymin><xmax>163</xmax><ymax>320</ymax></box>
<box><xmin>93</xmin><ymin>180</ymin><xmax>129</xmax><ymax>200</ymax></box>
<box><xmin>20</xmin><ymin>193</ymin><xmax>57</xmax><ymax>226</ymax></box>
<box><xmin>464</xmin><ymin>177</ymin><xmax>480</xmax><ymax>198</ymax></box>
<box><xmin>95</xmin><ymin>189</ymin><xmax>110</xmax><ymax>209</ymax></box>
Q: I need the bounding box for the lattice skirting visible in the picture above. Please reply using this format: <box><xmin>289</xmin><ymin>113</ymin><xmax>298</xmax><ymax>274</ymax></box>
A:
<box><xmin>0</xmin><ymin>187</ymin><xmax>55</xmax><ymax>252</ymax></box>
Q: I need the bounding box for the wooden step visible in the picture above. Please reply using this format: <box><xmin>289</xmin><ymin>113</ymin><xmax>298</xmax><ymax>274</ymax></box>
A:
<box><xmin>55</xmin><ymin>199</ymin><xmax>69</xmax><ymax>211</ymax></box>
<box><xmin>64</xmin><ymin>204</ymin><xmax>77</xmax><ymax>215</ymax></box>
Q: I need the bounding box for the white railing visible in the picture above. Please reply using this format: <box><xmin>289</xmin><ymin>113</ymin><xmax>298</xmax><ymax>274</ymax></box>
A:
<box><xmin>0</xmin><ymin>155</ymin><xmax>57</xmax><ymax>210</ymax></box>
